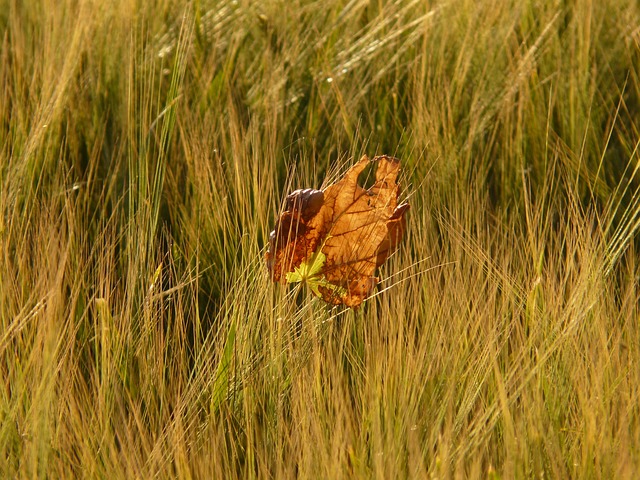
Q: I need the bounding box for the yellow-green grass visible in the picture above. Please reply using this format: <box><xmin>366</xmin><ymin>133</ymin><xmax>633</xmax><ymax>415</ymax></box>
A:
<box><xmin>1</xmin><ymin>0</ymin><xmax>639</xmax><ymax>477</ymax></box>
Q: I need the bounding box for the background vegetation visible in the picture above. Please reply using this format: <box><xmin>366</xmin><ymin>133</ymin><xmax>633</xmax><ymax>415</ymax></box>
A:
<box><xmin>1</xmin><ymin>0</ymin><xmax>639</xmax><ymax>477</ymax></box>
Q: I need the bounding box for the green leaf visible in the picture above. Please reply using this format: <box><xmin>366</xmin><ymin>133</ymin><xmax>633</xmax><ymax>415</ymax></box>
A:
<box><xmin>286</xmin><ymin>249</ymin><xmax>327</xmax><ymax>283</ymax></box>
<box><xmin>285</xmin><ymin>250</ymin><xmax>347</xmax><ymax>300</ymax></box>
<box><xmin>211</xmin><ymin>322</ymin><xmax>236</xmax><ymax>412</ymax></box>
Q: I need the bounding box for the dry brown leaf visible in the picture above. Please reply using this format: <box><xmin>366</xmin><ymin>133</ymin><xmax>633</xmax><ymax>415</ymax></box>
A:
<box><xmin>266</xmin><ymin>155</ymin><xmax>409</xmax><ymax>308</ymax></box>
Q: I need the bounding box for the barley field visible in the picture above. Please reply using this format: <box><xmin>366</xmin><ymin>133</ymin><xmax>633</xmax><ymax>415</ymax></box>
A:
<box><xmin>1</xmin><ymin>0</ymin><xmax>639</xmax><ymax>478</ymax></box>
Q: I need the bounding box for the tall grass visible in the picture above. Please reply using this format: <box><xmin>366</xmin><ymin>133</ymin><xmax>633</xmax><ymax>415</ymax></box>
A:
<box><xmin>1</xmin><ymin>0</ymin><xmax>639</xmax><ymax>477</ymax></box>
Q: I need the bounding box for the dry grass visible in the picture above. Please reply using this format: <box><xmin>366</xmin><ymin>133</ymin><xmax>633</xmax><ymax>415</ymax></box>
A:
<box><xmin>1</xmin><ymin>0</ymin><xmax>640</xmax><ymax>478</ymax></box>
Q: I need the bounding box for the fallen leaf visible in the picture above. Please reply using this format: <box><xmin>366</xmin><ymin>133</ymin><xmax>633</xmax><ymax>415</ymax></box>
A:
<box><xmin>266</xmin><ymin>155</ymin><xmax>409</xmax><ymax>308</ymax></box>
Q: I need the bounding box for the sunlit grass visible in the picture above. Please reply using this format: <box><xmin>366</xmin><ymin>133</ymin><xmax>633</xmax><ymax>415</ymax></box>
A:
<box><xmin>1</xmin><ymin>0</ymin><xmax>639</xmax><ymax>477</ymax></box>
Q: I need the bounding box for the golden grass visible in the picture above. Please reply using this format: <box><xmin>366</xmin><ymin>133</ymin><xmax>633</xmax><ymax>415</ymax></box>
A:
<box><xmin>1</xmin><ymin>0</ymin><xmax>639</xmax><ymax>477</ymax></box>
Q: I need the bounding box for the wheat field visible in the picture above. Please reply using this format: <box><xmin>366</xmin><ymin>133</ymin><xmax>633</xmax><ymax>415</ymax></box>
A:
<box><xmin>1</xmin><ymin>0</ymin><xmax>639</xmax><ymax>478</ymax></box>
